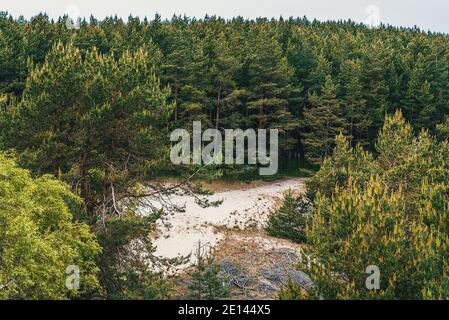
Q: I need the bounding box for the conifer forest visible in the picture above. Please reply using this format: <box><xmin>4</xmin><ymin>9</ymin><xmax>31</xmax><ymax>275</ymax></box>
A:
<box><xmin>1</xmin><ymin>5</ymin><xmax>449</xmax><ymax>302</ymax></box>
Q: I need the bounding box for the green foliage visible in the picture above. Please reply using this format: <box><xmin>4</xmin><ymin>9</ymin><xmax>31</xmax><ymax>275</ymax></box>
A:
<box><xmin>1</xmin><ymin>12</ymin><xmax>449</xmax><ymax>300</ymax></box>
<box><xmin>436</xmin><ymin>117</ymin><xmax>449</xmax><ymax>140</ymax></box>
<box><xmin>0</xmin><ymin>153</ymin><xmax>100</xmax><ymax>299</ymax></box>
<box><xmin>245</xmin><ymin>25</ymin><xmax>296</xmax><ymax>131</ymax></box>
<box><xmin>338</xmin><ymin>59</ymin><xmax>371</xmax><ymax>146</ymax></box>
<box><xmin>2</xmin><ymin>13</ymin><xmax>448</xmax><ymax>163</ymax></box>
<box><xmin>306</xmin><ymin>133</ymin><xmax>377</xmax><ymax>199</ymax></box>
<box><xmin>1</xmin><ymin>42</ymin><xmax>172</xmax><ymax>213</ymax></box>
<box><xmin>188</xmin><ymin>243</ymin><xmax>230</xmax><ymax>300</ymax></box>
<box><xmin>278</xmin><ymin>279</ymin><xmax>308</xmax><ymax>300</ymax></box>
<box><xmin>94</xmin><ymin>213</ymin><xmax>172</xmax><ymax>300</ymax></box>
<box><xmin>0</xmin><ymin>39</ymin><xmax>174</xmax><ymax>300</ymax></box>
<box><xmin>302</xmin><ymin>76</ymin><xmax>345</xmax><ymax>162</ymax></box>
<box><xmin>265</xmin><ymin>192</ymin><xmax>311</xmax><ymax>243</ymax></box>
<box><xmin>294</xmin><ymin>111</ymin><xmax>449</xmax><ymax>299</ymax></box>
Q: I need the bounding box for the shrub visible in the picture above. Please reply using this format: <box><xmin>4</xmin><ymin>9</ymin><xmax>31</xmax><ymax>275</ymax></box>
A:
<box><xmin>265</xmin><ymin>192</ymin><xmax>312</xmax><ymax>243</ymax></box>
<box><xmin>188</xmin><ymin>243</ymin><xmax>230</xmax><ymax>300</ymax></box>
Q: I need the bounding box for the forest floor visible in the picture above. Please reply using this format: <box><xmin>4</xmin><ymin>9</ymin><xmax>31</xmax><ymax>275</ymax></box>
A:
<box><xmin>146</xmin><ymin>177</ymin><xmax>312</xmax><ymax>299</ymax></box>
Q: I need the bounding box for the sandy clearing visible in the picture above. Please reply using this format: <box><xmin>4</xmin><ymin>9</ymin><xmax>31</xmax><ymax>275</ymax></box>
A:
<box><xmin>141</xmin><ymin>178</ymin><xmax>306</xmax><ymax>270</ymax></box>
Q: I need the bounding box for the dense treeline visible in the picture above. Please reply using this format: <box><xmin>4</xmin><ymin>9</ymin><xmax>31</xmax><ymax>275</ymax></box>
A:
<box><xmin>1</xmin><ymin>12</ymin><xmax>449</xmax><ymax>163</ymax></box>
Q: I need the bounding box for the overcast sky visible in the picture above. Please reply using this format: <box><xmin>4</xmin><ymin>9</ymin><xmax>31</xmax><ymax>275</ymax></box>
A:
<box><xmin>1</xmin><ymin>0</ymin><xmax>448</xmax><ymax>33</ymax></box>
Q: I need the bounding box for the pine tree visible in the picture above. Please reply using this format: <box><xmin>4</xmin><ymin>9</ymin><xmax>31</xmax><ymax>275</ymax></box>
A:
<box><xmin>307</xmin><ymin>51</ymin><xmax>332</xmax><ymax>94</ymax></box>
<box><xmin>436</xmin><ymin>117</ymin><xmax>449</xmax><ymax>140</ymax></box>
<box><xmin>361</xmin><ymin>40</ymin><xmax>391</xmax><ymax>140</ymax></box>
<box><xmin>403</xmin><ymin>53</ymin><xmax>434</xmax><ymax>127</ymax></box>
<box><xmin>245</xmin><ymin>25</ymin><xmax>295</xmax><ymax>130</ymax></box>
<box><xmin>338</xmin><ymin>59</ymin><xmax>371</xmax><ymax>146</ymax></box>
<box><xmin>2</xmin><ymin>14</ymin><xmax>449</xmax><ymax>164</ymax></box>
<box><xmin>160</xmin><ymin>27</ymin><xmax>208</xmax><ymax>125</ymax></box>
<box><xmin>416</xmin><ymin>80</ymin><xmax>436</xmax><ymax>129</ymax></box>
<box><xmin>303</xmin><ymin>75</ymin><xmax>345</xmax><ymax>162</ymax></box>
<box><xmin>266</xmin><ymin>192</ymin><xmax>311</xmax><ymax>243</ymax></box>
<box><xmin>295</xmin><ymin>112</ymin><xmax>449</xmax><ymax>299</ymax></box>
<box><xmin>430</xmin><ymin>47</ymin><xmax>449</xmax><ymax>125</ymax></box>
<box><xmin>188</xmin><ymin>243</ymin><xmax>230</xmax><ymax>300</ymax></box>
<box><xmin>203</xmin><ymin>31</ymin><xmax>239</xmax><ymax>130</ymax></box>
<box><xmin>2</xmin><ymin>42</ymin><xmax>171</xmax><ymax>213</ymax></box>
<box><xmin>243</xmin><ymin>25</ymin><xmax>301</xmax><ymax>154</ymax></box>
<box><xmin>0</xmin><ymin>13</ymin><xmax>28</xmax><ymax>96</ymax></box>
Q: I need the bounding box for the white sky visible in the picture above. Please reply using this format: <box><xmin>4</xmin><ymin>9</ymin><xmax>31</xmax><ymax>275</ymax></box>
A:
<box><xmin>1</xmin><ymin>0</ymin><xmax>448</xmax><ymax>33</ymax></box>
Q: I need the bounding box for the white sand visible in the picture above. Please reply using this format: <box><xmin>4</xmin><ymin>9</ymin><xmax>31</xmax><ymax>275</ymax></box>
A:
<box><xmin>141</xmin><ymin>178</ymin><xmax>305</xmax><ymax>268</ymax></box>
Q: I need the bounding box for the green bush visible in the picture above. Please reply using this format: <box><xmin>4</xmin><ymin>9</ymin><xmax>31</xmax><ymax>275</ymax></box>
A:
<box><xmin>188</xmin><ymin>243</ymin><xmax>230</xmax><ymax>300</ymax></box>
<box><xmin>265</xmin><ymin>192</ymin><xmax>311</xmax><ymax>243</ymax></box>
<box><xmin>0</xmin><ymin>153</ymin><xmax>101</xmax><ymax>299</ymax></box>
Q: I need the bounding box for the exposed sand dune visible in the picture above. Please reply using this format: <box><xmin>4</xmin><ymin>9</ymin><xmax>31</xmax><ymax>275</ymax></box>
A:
<box><xmin>144</xmin><ymin>178</ymin><xmax>306</xmax><ymax>270</ymax></box>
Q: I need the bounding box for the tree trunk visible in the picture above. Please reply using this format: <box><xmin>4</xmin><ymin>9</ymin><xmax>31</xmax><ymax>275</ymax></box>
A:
<box><xmin>215</xmin><ymin>89</ymin><xmax>221</xmax><ymax>130</ymax></box>
<box><xmin>80</xmin><ymin>152</ymin><xmax>90</xmax><ymax>209</ymax></box>
<box><xmin>174</xmin><ymin>84</ymin><xmax>178</xmax><ymax>122</ymax></box>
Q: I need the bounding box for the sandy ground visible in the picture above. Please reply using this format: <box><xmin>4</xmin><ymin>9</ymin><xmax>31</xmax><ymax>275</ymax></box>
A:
<box><xmin>213</xmin><ymin>229</ymin><xmax>310</xmax><ymax>299</ymax></box>
<box><xmin>143</xmin><ymin>178</ymin><xmax>306</xmax><ymax>271</ymax></box>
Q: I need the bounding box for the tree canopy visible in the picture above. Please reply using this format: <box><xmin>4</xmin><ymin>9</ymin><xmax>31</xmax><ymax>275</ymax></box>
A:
<box><xmin>1</xmin><ymin>13</ymin><xmax>448</xmax><ymax>164</ymax></box>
